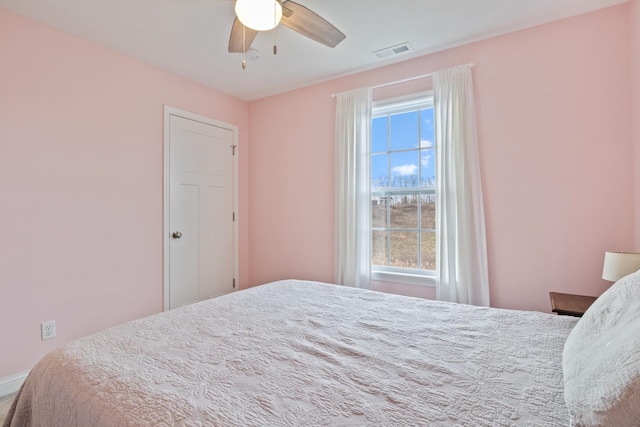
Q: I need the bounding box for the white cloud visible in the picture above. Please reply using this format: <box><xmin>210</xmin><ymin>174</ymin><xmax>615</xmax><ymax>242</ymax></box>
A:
<box><xmin>391</xmin><ymin>164</ymin><xmax>418</xmax><ymax>176</ymax></box>
<box><xmin>420</xmin><ymin>139</ymin><xmax>434</xmax><ymax>148</ymax></box>
<box><xmin>421</xmin><ymin>153</ymin><xmax>432</xmax><ymax>167</ymax></box>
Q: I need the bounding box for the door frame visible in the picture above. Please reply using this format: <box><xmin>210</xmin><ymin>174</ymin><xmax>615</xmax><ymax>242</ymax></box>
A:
<box><xmin>163</xmin><ymin>105</ymin><xmax>239</xmax><ymax>311</ymax></box>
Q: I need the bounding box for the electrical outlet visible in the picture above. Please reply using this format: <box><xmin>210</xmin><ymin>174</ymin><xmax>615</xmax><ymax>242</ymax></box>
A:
<box><xmin>41</xmin><ymin>320</ymin><xmax>56</xmax><ymax>341</ymax></box>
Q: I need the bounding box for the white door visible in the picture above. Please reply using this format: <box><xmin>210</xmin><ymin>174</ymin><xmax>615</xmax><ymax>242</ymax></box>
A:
<box><xmin>165</xmin><ymin>110</ymin><xmax>236</xmax><ymax>310</ymax></box>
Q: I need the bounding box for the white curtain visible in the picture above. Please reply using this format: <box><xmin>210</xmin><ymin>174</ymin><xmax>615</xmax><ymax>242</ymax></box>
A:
<box><xmin>434</xmin><ymin>64</ymin><xmax>490</xmax><ymax>306</ymax></box>
<box><xmin>334</xmin><ymin>87</ymin><xmax>373</xmax><ymax>288</ymax></box>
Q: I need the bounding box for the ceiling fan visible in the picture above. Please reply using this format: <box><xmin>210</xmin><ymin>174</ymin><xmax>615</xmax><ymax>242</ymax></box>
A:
<box><xmin>227</xmin><ymin>0</ymin><xmax>346</xmax><ymax>67</ymax></box>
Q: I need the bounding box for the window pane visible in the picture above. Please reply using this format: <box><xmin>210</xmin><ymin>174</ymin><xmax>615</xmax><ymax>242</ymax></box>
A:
<box><xmin>372</xmin><ymin>196</ymin><xmax>387</xmax><ymax>229</ymax></box>
<box><xmin>371</xmin><ymin>153</ymin><xmax>388</xmax><ymax>190</ymax></box>
<box><xmin>421</xmin><ymin>231</ymin><xmax>436</xmax><ymax>270</ymax></box>
<box><xmin>372</xmin><ymin>231</ymin><xmax>388</xmax><ymax>267</ymax></box>
<box><xmin>371</xmin><ymin>116</ymin><xmax>388</xmax><ymax>153</ymax></box>
<box><xmin>421</xmin><ymin>194</ymin><xmax>436</xmax><ymax>230</ymax></box>
<box><xmin>390</xmin><ymin>231</ymin><xmax>418</xmax><ymax>269</ymax></box>
<box><xmin>390</xmin><ymin>196</ymin><xmax>417</xmax><ymax>229</ymax></box>
<box><xmin>420</xmin><ymin>108</ymin><xmax>435</xmax><ymax>146</ymax></box>
<box><xmin>370</xmin><ymin>100</ymin><xmax>436</xmax><ymax>276</ymax></box>
<box><xmin>421</xmin><ymin>148</ymin><xmax>436</xmax><ymax>186</ymax></box>
<box><xmin>390</xmin><ymin>111</ymin><xmax>419</xmax><ymax>150</ymax></box>
<box><xmin>390</xmin><ymin>151</ymin><xmax>419</xmax><ymax>188</ymax></box>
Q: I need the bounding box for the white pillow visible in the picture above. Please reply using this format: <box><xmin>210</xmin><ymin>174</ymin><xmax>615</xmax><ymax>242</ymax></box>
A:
<box><xmin>562</xmin><ymin>270</ymin><xmax>640</xmax><ymax>426</ymax></box>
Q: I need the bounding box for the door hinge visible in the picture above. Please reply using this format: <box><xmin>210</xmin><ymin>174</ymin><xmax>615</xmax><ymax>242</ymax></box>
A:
<box><xmin>232</xmin><ymin>212</ymin><xmax>236</xmax><ymax>222</ymax></box>
<box><xmin>231</xmin><ymin>145</ymin><xmax>237</xmax><ymax>155</ymax></box>
<box><xmin>233</xmin><ymin>278</ymin><xmax>236</xmax><ymax>288</ymax></box>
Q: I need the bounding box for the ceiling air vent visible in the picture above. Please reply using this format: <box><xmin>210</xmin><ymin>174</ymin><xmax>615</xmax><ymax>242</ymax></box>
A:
<box><xmin>373</xmin><ymin>42</ymin><xmax>413</xmax><ymax>59</ymax></box>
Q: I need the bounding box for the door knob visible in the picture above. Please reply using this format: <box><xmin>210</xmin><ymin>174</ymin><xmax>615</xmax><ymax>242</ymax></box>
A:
<box><xmin>172</xmin><ymin>231</ymin><xmax>183</xmax><ymax>239</ymax></box>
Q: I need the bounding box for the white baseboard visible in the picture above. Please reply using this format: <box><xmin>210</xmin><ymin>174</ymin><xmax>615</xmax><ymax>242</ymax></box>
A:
<box><xmin>0</xmin><ymin>371</ymin><xmax>29</xmax><ymax>397</ymax></box>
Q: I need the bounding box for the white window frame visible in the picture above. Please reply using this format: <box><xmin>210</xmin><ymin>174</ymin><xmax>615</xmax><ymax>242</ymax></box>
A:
<box><xmin>370</xmin><ymin>91</ymin><xmax>436</xmax><ymax>287</ymax></box>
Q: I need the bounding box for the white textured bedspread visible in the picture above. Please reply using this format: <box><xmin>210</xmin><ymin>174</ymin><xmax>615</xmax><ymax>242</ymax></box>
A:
<box><xmin>4</xmin><ymin>280</ymin><xmax>578</xmax><ymax>426</ymax></box>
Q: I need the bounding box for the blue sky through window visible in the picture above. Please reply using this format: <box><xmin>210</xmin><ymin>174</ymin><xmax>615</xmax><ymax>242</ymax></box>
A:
<box><xmin>371</xmin><ymin>108</ymin><xmax>435</xmax><ymax>190</ymax></box>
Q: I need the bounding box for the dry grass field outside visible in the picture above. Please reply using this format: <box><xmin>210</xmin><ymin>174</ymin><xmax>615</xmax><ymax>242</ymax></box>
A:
<box><xmin>372</xmin><ymin>198</ymin><xmax>435</xmax><ymax>270</ymax></box>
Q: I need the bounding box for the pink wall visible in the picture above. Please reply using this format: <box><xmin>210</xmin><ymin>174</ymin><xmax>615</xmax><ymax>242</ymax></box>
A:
<box><xmin>0</xmin><ymin>8</ymin><xmax>250</xmax><ymax>379</ymax></box>
<box><xmin>248</xmin><ymin>4</ymin><xmax>635</xmax><ymax>312</ymax></box>
<box><xmin>632</xmin><ymin>0</ymin><xmax>640</xmax><ymax>249</ymax></box>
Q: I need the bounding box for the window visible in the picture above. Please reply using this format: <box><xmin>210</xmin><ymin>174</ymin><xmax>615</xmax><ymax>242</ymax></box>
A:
<box><xmin>370</xmin><ymin>92</ymin><xmax>435</xmax><ymax>285</ymax></box>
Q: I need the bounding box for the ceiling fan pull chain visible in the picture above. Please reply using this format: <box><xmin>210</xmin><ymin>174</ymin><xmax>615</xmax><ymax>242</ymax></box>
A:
<box><xmin>242</xmin><ymin>24</ymin><xmax>247</xmax><ymax>69</ymax></box>
<box><xmin>273</xmin><ymin>1</ymin><xmax>278</xmax><ymax>55</ymax></box>
<box><xmin>273</xmin><ymin>28</ymin><xmax>278</xmax><ymax>55</ymax></box>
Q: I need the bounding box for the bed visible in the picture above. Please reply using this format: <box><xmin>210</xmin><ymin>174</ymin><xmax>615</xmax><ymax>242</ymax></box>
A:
<box><xmin>4</xmin><ymin>277</ymin><xmax>640</xmax><ymax>426</ymax></box>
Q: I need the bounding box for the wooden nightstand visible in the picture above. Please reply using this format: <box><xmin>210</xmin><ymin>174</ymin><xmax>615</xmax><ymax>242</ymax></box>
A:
<box><xmin>549</xmin><ymin>292</ymin><xmax>598</xmax><ymax>317</ymax></box>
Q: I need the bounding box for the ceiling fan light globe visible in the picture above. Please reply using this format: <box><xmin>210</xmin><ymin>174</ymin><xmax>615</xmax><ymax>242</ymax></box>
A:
<box><xmin>235</xmin><ymin>0</ymin><xmax>283</xmax><ymax>32</ymax></box>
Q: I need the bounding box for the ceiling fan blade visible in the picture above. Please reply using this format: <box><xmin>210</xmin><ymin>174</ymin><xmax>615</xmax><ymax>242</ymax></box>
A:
<box><xmin>279</xmin><ymin>1</ymin><xmax>346</xmax><ymax>48</ymax></box>
<box><xmin>228</xmin><ymin>18</ymin><xmax>259</xmax><ymax>53</ymax></box>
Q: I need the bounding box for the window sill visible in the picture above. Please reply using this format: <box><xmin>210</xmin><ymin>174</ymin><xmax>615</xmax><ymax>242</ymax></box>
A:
<box><xmin>371</xmin><ymin>270</ymin><xmax>436</xmax><ymax>287</ymax></box>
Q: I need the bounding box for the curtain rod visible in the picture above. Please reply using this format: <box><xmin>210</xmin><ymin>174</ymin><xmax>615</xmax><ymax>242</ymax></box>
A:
<box><xmin>331</xmin><ymin>62</ymin><xmax>475</xmax><ymax>98</ymax></box>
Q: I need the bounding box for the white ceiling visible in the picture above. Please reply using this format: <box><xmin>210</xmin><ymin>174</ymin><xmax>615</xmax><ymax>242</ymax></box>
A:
<box><xmin>0</xmin><ymin>0</ymin><xmax>628</xmax><ymax>101</ymax></box>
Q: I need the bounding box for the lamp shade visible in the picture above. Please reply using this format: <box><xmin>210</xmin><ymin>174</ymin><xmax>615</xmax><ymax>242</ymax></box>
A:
<box><xmin>602</xmin><ymin>251</ymin><xmax>640</xmax><ymax>282</ymax></box>
<box><xmin>235</xmin><ymin>0</ymin><xmax>283</xmax><ymax>31</ymax></box>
